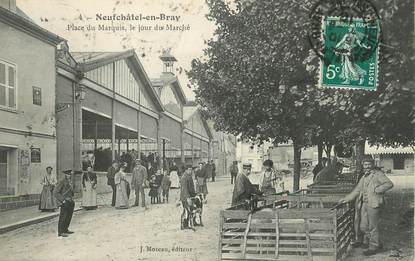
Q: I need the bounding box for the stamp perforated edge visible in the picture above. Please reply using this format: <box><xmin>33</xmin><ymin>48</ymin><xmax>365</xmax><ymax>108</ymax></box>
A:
<box><xmin>317</xmin><ymin>16</ymin><xmax>381</xmax><ymax>91</ymax></box>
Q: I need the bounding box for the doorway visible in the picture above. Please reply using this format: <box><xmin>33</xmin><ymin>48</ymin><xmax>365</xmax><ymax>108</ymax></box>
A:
<box><xmin>0</xmin><ymin>149</ymin><xmax>8</xmax><ymax>195</ymax></box>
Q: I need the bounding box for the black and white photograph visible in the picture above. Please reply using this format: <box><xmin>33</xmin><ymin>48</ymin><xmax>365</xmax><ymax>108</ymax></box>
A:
<box><xmin>0</xmin><ymin>0</ymin><xmax>414</xmax><ymax>260</ymax></box>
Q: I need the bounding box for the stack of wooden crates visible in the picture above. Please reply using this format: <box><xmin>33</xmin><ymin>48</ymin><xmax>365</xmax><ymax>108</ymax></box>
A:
<box><xmin>219</xmin><ymin>179</ymin><xmax>357</xmax><ymax>260</ymax></box>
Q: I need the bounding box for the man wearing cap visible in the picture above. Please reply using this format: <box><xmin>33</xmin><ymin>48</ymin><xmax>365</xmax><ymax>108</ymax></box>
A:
<box><xmin>232</xmin><ymin>163</ymin><xmax>261</xmax><ymax>207</ymax></box>
<box><xmin>338</xmin><ymin>156</ymin><xmax>394</xmax><ymax>256</ymax></box>
<box><xmin>180</xmin><ymin>164</ymin><xmax>196</xmax><ymax>229</ymax></box>
<box><xmin>54</xmin><ymin>169</ymin><xmax>78</xmax><ymax>237</ymax></box>
<box><xmin>131</xmin><ymin>159</ymin><xmax>148</xmax><ymax>208</ymax></box>
<box><xmin>107</xmin><ymin>161</ymin><xmax>119</xmax><ymax>207</ymax></box>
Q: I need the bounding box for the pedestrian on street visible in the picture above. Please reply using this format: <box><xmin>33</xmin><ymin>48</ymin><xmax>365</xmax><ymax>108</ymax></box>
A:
<box><xmin>114</xmin><ymin>163</ymin><xmax>130</xmax><ymax>209</ymax></box>
<box><xmin>338</xmin><ymin>155</ymin><xmax>394</xmax><ymax>256</ymax></box>
<box><xmin>231</xmin><ymin>163</ymin><xmax>261</xmax><ymax>207</ymax></box>
<box><xmin>195</xmin><ymin>162</ymin><xmax>208</xmax><ymax>202</ymax></box>
<box><xmin>148</xmin><ymin>175</ymin><xmax>159</xmax><ymax>204</ymax></box>
<box><xmin>39</xmin><ymin>166</ymin><xmax>57</xmax><ymax>212</ymax></box>
<box><xmin>131</xmin><ymin>159</ymin><xmax>148</xmax><ymax>208</ymax></box>
<box><xmin>259</xmin><ymin>160</ymin><xmax>283</xmax><ymax>196</ymax></box>
<box><xmin>204</xmin><ymin>161</ymin><xmax>213</xmax><ymax>182</ymax></box>
<box><xmin>81</xmin><ymin>166</ymin><xmax>97</xmax><ymax>210</ymax></box>
<box><xmin>54</xmin><ymin>169</ymin><xmax>78</xmax><ymax>238</ymax></box>
<box><xmin>179</xmin><ymin>164</ymin><xmax>196</xmax><ymax>230</ymax></box>
<box><xmin>211</xmin><ymin>160</ymin><xmax>216</xmax><ymax>182</ymax></box>
<box><xmin>106</xmin><ymin>161</ymin><xmax>119</xmax><ymax>207</ymax></box>
<box><xmin>229</xmin><ymin>161</ymin><xmax>238</xmax><ymax>184</ymax></box>
<box><xmin>155</xmin><ymin>169</ymin><xmax>164</xmax><ymax>203</ymax></box>
<box><xmin>161</xmin><ymin>169</ymin><xmax>171</xmax><ymax>203</ymax></box>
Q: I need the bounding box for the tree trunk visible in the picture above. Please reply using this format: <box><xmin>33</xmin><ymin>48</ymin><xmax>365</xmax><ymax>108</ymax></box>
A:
<box><xmin>325</xmin><ymin>144</ymin><xmax>332</xmax><ymax>159</ymax></box>
<box><xmin>317</xmin><ymin>143</ymin><xmax>323</xmax><ymax>164</ymax></box>
<box><xmin>355</xmin><ymin>139</ymin><xmax>365</xmax><ymax>177</ymax></box>
<box><xmin>293</xmin><ymin>141</ymin><xmax>302</xmax><ymax>192</ymax></box>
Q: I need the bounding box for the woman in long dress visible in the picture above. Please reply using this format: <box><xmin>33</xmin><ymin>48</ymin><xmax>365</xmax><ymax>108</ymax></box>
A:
<box><xmin>39</xmin><ymin>166</ymin><xmax>57</xmax><ymax>212</ymax></box>
<box><xmin>169</xmin><ymin>169</ymin><xmax>180</xmax><ymax>188</ymax></box>
<box><xmin>82</xmin><ymin>166</ymin><xmax>98</xmax><ymax>210</ymax></box>
<box><xmin>114</xmin><ymin>163</ymin><xmax>129</xmax><ymax>209</ymax></box>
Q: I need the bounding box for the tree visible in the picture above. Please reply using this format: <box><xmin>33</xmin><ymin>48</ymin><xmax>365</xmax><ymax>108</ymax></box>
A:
<box><xmin>188</xmin><ymin>0</ymin><xmax>325</xmax><ymax>191</ymax></box>
<box><xmin>305</xmin><ymin>0</ymin><xmax>415</xmax><ymax>172</ymax></box>
<box><xmin>189</xmin><ymin>0</ymin><xmax>414</xmax><ymax>192</ymax></box>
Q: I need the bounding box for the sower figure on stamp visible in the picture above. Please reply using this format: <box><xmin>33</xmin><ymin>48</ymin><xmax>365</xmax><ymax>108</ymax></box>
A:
<box><xmin>107</xmin><ymin>161</ymin><xmax>119</xmax><ymax>207</ymax></box>
<box><xmin>54</xmin><ymin>169</ymin><xmax>79</xmax><ymax>238</ymax></box>
<box><xmin>131</xmin><ymin>159</ymin><xmax>148</xmax><ymax>208</ymax></box>
<box><xmin>338</xmin><ymin>155</ymin><xmax>393</xmax><ymax>256</ymax></box>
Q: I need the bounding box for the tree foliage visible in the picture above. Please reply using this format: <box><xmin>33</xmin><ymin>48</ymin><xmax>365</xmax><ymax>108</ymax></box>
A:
<box><xmin>188</xmin><ymin>0</ymin><xmax>414</xmax><ymax>190</ymax></box>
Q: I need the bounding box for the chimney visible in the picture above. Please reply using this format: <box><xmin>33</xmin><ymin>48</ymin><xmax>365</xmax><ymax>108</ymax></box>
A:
<box><xmin>0</xmin><ymin>0</ymin><xmax>16</xmax><ymax>13</ymax></box>
<box><xmin>159</xmin><ymin>49</ymin><xmax>177</xmax><ymax>77</ymax></box>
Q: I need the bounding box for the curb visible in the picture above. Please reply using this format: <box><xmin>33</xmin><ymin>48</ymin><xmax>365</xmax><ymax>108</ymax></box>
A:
<box><xmin>0</xmin><ymin>207</ymin><xmax>82</xmax><ymax>235</ymax></box>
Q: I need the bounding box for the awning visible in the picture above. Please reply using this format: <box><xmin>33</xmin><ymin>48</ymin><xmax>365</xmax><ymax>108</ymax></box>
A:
<box><xmin>365</xmin><ymin>142</ymin><xmax>414</xmax><ymax>155</ymax></box>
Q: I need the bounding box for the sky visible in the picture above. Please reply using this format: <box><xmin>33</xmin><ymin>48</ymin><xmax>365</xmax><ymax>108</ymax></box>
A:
<box><xmin>17</xmin><ymin>0</ymin><xmax>217</xmax><ymax>100</ymax></box>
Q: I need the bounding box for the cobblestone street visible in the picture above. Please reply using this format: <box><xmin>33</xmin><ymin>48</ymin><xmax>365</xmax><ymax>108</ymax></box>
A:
<box><xmin>0</xmin><ymin>177</ymin><xmax>233</xmax><ymax>261</ymax></box>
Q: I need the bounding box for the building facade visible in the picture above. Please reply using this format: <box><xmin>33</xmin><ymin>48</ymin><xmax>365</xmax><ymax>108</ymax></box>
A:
<box><xmin>0</xmin><ymin>4</ymin><xmax>63</xmax><ymax>203</ymax></box>
<box><xmin>209</xmin><ymin>120</ymin><xmax>237</xmax><ymax>177</ymax></box>
<box><xmin>183</xmin><ymin>104</ymin><xmax>213</xmax><ymax>165</ymax></box>
<box><xmin>366</xmin><ymin>143</ymin><xmax>414</xmax><ymax>175</ymax></box>
<box><xmin>151</xmin><ymin>52</ymin><xmax>188</xmax><ymax>168</ymax></box>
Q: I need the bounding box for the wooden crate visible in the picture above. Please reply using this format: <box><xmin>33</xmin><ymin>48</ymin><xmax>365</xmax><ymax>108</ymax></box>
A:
<box><xmin>219</xmin><ymin>196</ymin><xmax>354</xmax><ymax>261</ymax></box>
<box><xmin>306</xmin><ymin>183</ymin><xmax>356</xmax><ymax>194</ymax></box>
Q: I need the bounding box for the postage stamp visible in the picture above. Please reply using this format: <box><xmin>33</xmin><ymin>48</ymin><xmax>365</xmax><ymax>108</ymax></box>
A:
<box><xmin>319</xmin><ymin>17</ymin><xmax>380</xmax><ymax>90</ymax></box>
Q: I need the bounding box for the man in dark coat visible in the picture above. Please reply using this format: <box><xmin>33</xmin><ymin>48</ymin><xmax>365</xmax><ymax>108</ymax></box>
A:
<box><xmin>230</xmin><ymin>161</ymin><xmax>238</xmax><ymax>184</ymax></box>
<box><xmin>232</xmin><ymin>163</ymin><xmax>261</xmax><ymax>207</ymax></box>
<box><xmin>204</xmin><ymin>161</ymin><xmax>213</xmax><ymax>182</ymax></box>
<box><xmin>180</xmin><ymin>164</ymin><xmax>196</xmax><ymax>229</ymax></box>
<box><xmin>106</xmin><ymin>161</ymin><xmax>118</xmax><ymax>207</ymax></box>
<box><xmin>54</xmin><ymin>169</ymin><xmax>79</xmax><ymax>237</ymax></box>
<box><xmin>195</xmin><ymin>162</ymin><xmax>208</xmax><ymax>201</ymax></box>
<box><xmin>211</xmin><ymin>160</ymin><xmax>216</xmax><ymax>182</ymax></box>
<box><xmin>131</xmin><ymin>159</ymin><xmax>148</xmax><ymax>208</ymax></box>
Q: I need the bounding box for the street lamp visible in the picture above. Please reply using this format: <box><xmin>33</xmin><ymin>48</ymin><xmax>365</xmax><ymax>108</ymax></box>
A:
<box><xmin>75</xmin><ymin>85</ymin><xmax>87</xmax><ymax>101</ymax></box>
<box><xmin>56</xmin><ymin>84</ymin><xmax>87</xmax><ymax>113</ymax></box>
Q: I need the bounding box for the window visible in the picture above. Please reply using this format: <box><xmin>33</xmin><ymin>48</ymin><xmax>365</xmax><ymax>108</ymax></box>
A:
<box><xmin>0</xmin><ymin>60</ymin><xmax>17</xmax><ymax>109</ymax></box>
<box><xmin>30</xmin><ymin>148</ymin><xmax>41</xmax><ymax>163</ymax></box>
<box><xmin>392</xmin><ymin>155</ymin><xmax>405</xmax><ymax>170</ymax></box>
<box><xmin>32</xmin><ymin>87</ymin><xmax>42</xmax><ymax>106</ymax></box>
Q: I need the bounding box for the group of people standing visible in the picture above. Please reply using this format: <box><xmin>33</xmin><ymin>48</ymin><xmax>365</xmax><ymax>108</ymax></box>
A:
<box><xmin>106</xmin><ymin>158</ymin><xmax>181</xmax><ymax>209</ymax></box>
<box><xmin>231</xmin><ymin>159</ymin><xmax>285</xmax><ymax>207</ymax></box>
<box><xmin>38</xmin><ymin>166</ymin><xmax>98</xmax><ymax>212</ymax></box>
<box><xmin>229</xmin><ymin>156</ymin><xmax>395</xmax><ymax>257</ymax></box>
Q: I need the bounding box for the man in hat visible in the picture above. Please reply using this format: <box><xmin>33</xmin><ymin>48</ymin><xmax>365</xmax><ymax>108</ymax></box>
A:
<box><xmin>54</xmin><ymin>169</ymin><xmax>79</xmax><ymax>237</ymax></box>
<box><xmin>338</xmin><ymin>155</ymin><xmax>394</xmax><ymax>256</ymax></box>
<box><xmin>107</xmin><ymin>161</ymin><xmax>119</xmax><ymax>207</ymax></box>
<box><xmin>179</xmin><ymin>164</ymin><xmax>196</xmax><ymax>229</ymax></box>
<box><xmin>229</xmin><ymin>161</ymin><xmax>238</xmax><ymax>184</ymax></box>
<box><xmin>131</xmin><ymin>158</ymin><xmax>148</xmax><ymax>208</ymax></box>
<box><xmin>231</xmin><ymin>162</ymin><xmax>261</xmax><ymax>206</ymax></box>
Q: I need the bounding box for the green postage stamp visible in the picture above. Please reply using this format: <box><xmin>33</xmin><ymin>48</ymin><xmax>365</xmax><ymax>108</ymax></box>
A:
<box><xmin>319</xmin><ymin>17</ymin><xmax>380</xmax><ymax>91</ymax></box>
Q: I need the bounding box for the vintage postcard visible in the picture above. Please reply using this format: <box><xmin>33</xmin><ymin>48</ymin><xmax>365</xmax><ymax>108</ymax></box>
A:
<box><xmin>0</xmin><ymin>0</ymin><xmax>413</xmax><ymax>260</ymax></box>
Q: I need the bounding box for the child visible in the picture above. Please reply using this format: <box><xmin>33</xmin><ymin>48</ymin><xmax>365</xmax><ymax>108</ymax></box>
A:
<box><xmin>161</xmin><ymin>170</ymin><xmax>171</xmax><ymax>203</ymax></box>
<box><xmin>155</xmin><ymin>169</ymin><xmax>164</xmax><ymax>204</ymax></box>
<box><xmin>148</xmin><ymin>175</ymin><xmax>158</xmax><ymax>204</ymax></box>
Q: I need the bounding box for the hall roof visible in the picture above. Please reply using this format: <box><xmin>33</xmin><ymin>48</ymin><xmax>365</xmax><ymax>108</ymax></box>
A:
<box><xmin>72</xmin><ymin>49</ymin><xmax>164</xmax><ymax>112</ymax></box>
<box><xmin>365</xmin><ymin>142</ymin><xmax>414</xmax><ymax>155</ymax></box>
<box><xmin>151</xmin><ymin>75</ymin><xmax>187</xmax><ymax>105</ymax></box>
